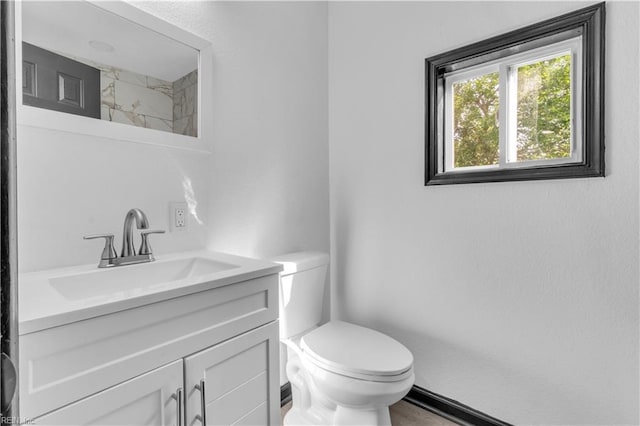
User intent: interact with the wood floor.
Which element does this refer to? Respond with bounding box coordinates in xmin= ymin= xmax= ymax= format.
xmin=281 ymin=400 xmax=459 ymax=425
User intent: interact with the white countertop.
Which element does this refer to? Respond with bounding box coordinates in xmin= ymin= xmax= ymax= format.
xmin=19 ymin=250 xmax=282 ymax=335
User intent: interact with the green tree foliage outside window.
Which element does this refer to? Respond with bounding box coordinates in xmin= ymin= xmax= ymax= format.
xmin=516 ymin=55 xmax=571 ymax=161
xmin=453 ymin=72 xmax=500 ymax=168
xmin=451 ymin=55 xmax=571 ymax=168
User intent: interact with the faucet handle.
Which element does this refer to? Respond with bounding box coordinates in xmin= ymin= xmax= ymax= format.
xmin=83 ymin=234 xmax=117 ymax=261
xmin=139 ymin=230 xmax=165 ymax=256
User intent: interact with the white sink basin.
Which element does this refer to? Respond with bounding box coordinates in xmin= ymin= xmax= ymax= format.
xmin=49 ymin=257 xmax=238 ymax=301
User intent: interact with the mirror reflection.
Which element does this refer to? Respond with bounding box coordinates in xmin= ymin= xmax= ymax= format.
xmin=21 ymin=1 xmax=199 ymax=137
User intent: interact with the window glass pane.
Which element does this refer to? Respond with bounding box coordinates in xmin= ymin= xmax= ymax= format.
xmin=452 ymin=72 xmax=500 ymax=168
xmin=515 ymin=54 xmax=571 ymax=162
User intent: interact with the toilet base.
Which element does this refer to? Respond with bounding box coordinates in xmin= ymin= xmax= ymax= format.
xmin=334 ymin=405 xmax=392 ymax=426
xmin=283 ymin=407 xmax=310 ymax=426
xmin=284 ymin=404 xmax=392 ymax=426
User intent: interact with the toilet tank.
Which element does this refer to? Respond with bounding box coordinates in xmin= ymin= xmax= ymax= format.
xmin=271 ymin=251 xmax=329 ymax=339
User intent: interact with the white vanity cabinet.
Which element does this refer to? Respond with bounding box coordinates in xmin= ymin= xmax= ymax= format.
xmin=20 ymin=271 xmax=281 ymax=426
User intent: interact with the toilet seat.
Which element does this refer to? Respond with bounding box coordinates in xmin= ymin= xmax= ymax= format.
xmin=300 ymin=321 xmax=413 ymax=382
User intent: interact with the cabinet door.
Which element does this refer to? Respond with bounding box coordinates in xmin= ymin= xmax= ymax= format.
xmin=35 ymin=360 xmax=183 ymax=426
xmin=185 ymin=322 xmax=279 ymax=426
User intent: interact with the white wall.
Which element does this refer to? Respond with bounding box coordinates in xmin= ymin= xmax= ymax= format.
xmin=329 ymin=1 xmax=639 ymax=424
xmin=18 ymin=1 xmax=329 ymax=272
xmin=17 ymin=125 xmax=211 ymax=272
xmin=130 ymin=1 xmax=330 ymax=260
xmin=201 ymin=2 xmax=330 ymax=259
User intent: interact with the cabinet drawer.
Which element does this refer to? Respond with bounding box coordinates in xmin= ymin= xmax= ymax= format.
xmin=34 ymin=360 xmax=182 ymax=426
xmin=21 ymin=274 xmax=278 ymax=419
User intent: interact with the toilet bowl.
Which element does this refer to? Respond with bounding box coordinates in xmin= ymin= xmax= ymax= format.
xmin=284 ymin=321 xmax=414 ymax=426
xmin=272 ymin=252 xmax=414 ymax=426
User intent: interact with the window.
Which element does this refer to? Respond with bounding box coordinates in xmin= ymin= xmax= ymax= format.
xmin=425 ymin=3 xmax=604 ymax=185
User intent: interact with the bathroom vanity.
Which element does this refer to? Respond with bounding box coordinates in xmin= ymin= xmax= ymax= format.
xmin=19 ymin=251 xmax=282 ymax=425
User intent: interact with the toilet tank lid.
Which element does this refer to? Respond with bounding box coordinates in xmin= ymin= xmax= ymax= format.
xmin=270 ymin=251 xmax=329 ymax=275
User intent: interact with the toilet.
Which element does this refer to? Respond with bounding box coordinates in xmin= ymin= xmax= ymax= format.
xmin=272 ymin=251 xmax=415 ymax=426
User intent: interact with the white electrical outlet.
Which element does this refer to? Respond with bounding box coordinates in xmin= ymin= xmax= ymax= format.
xmin=170 ymin=202 xmax=188 ymax=231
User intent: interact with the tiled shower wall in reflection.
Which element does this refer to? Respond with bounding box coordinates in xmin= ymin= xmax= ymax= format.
xmin=100 ymin=68 xmax=174 ymax=132
xmin=173 ymin=71 xmax=198 ymax=137
xmin=100 ymin=67 xmax=198 ymax=137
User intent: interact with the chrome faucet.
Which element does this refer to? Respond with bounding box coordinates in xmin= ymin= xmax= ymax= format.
xmin=121 ymin=208 xmax=149 ymax=257
xmin=84 ymin=208 xmax=165 ymax=268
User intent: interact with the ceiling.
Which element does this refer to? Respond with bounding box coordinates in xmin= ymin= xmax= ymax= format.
xmin=21 ymin=1 xmax=198 ymax=82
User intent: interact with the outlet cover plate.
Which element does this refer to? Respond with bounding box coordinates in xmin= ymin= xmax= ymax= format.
xmin=170 ymin=202 xmax=188 ymax=231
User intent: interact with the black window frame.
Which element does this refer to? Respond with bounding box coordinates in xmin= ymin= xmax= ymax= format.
xmin=425 ymin=3 xmax=605 ymax=186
